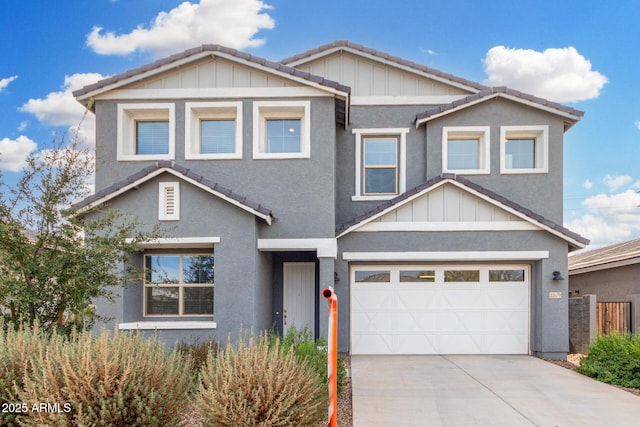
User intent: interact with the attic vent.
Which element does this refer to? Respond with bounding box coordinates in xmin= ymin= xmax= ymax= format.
xmin=159 ymin=182 xmax=180 ymax=221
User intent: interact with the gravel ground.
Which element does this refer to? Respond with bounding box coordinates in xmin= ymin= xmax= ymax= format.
xmin=544 ymin=353 xmax=640 ymax=398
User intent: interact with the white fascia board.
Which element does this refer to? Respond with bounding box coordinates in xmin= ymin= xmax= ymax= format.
xmin=95 ymin=87 xmax=334 ymax=101
xmin=337 ymin=180 xmax=451 ymax=238
xmin=119 ymin=321 xmax=216 ymax=330
xmin=74 ymin=168 xmax=168 ymax=215
xmin=162 ymin=169 xmax=272 ymax=225
xmin=569 ymin=257 xmax=640 ymax=275
xmin=357 ymin=221 xmax=539 ymax=232
xmin=75 ymin=167 xmax=272 ymax=225
xmin=443 ymin=179 xmax=587 ymax=249
xmin=257 ymin=238 xmax=337 ymax=258
xmin=76 ymin=51 xmax=215 ymax=102
xmin=351 ymin=95 xmax=466 ymax=106
xmin=342 ymin=251 xmax=549 ymax=262
xmin=416 ymin=93 xmax=581 ymax=128
xmin=126 ymin=236 xmax=220 ymax=249
xmin=285 ymin=46 xmax=481 ymax=94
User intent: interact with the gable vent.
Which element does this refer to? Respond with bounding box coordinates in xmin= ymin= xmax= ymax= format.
xmin=159 ymin=182 xmax=180 ymax=221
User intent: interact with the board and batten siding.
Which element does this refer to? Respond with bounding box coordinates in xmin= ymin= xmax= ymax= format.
xmin=294 ymin=51 xmax=471 ymax=97
xmin=127 ymin=57 xmax=300 ymax=90
xmin=375 ymin=183 xmax=520 ymax=223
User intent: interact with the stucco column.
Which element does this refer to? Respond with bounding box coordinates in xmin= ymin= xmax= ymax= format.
xmin=318 ymin=257 xmax=335 ymax=341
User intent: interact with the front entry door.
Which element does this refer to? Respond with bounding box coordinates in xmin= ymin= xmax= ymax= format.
xmin=283 ymin=262 xmax=315 ymax=335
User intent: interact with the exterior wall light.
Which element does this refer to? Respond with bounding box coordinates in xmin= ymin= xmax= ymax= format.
xmin=552 ymin=271 xmax=565 ymax=281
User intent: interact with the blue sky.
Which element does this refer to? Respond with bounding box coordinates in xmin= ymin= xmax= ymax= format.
xmin=1 ymin=0 xmax=639 ymax=249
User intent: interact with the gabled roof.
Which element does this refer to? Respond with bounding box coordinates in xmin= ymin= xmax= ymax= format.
xmin=71 ymin=161 xmax=273 ymax=224
xmin=73 ymin=44 xmax=351 ymax=106
xmin=281 ymin=40 xmax=487 ymax=94
xmin=416 ymin=87 xmax=584 ymax=131
xmin=569 ymin=238 xmax=640 ymax=274
xmin=336 ymin=173 xmax=589 ymax=251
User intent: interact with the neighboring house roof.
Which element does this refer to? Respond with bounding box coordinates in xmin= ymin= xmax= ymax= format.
xmin=336 ymin=173 xmax=589 ymax=250
xmin=415 ymin=87 xmax=584 ymax=131
xmin=72 ymin=44 xmax=351 ymax=105
xmin=569 ymin=238 xmax=640 ymax=275
xmin=281 ymin=40 xmax=488 ymax=94
xmin=71 ymin=161 xmax=273 ymax=224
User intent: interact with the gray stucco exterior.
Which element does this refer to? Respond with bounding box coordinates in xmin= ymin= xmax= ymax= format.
xmin=74 ymin=41 xmax=587 ymax=358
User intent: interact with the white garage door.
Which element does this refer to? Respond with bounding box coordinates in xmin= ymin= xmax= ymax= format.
xmin=351 ymin=265 xmax=529 ymax=355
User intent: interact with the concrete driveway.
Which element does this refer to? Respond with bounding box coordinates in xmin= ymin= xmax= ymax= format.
xmin=351 ymin=355 xmax=640 ymax=426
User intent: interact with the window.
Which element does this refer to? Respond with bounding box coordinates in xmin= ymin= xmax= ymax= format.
xmin=253 ymin=101 xmax=310 ymax=159
xmin=158 ymin=182 xmax=180 ymax=221
xmin=363 ymin=137 xmax=397 ymax=194
xmin=500 ymin=125 xmax=548 ymax=174
xmin=353 ymin=128 xmax=409 ymax=201
xmin=489 ymin=269 xmax=525 ymax=282
xmin=399 ymin=270 xmax=435 ymax=282
xmin=354 ymin=270 xmax=391 ymax=283
xmin=144 ymin=254 xmax=214 ymax=316
xmin=185 ymin=102 xmax=242 ymax=159
xmin=442 ymin=126 xmax=490 ymax=174
xmin=117 ymin=103 xmax=175 ymax=161
xmin=444 ymin=270 xmax=480 ymax=282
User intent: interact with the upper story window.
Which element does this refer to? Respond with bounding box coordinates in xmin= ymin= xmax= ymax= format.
xmin=253 ymin=101 xmax=310 ymax=159
xmin=353 ymin=128 xmax=409 ymax=201
xmin=117 ymin=103 xmax=175 ymax=161
xmin=500 ymin=125 xmax=549 ymax=174
xmin=185 ymin=102 xmax=243 ymax=160
xmin=442 ymin=126 xmax=490 ymax=175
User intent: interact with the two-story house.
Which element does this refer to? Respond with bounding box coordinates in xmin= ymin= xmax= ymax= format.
xmin=72 ymin=41 xmax=588 ymax=359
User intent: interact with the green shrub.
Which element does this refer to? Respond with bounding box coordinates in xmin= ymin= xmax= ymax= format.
xmin=577 ymin=332 xmax=640 ymax=388
xmin=197 ymin=331 xmax=325 ymax=426
xmin=271 ymin=326 xmax=347 ymax=396
xmin=0 ymin=321 xmax=47 ymax=426
xmin=17 ymin=329 xmax=193 ymax=426
xmin=176 ymin=337 xmax=221 ymax=373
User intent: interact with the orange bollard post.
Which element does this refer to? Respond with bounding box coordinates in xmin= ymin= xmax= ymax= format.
xmin=322 ymin=286 xmax=338 ymax=427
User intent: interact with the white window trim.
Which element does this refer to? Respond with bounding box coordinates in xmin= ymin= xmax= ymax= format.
xmin=500 ymin=125 xmax=549 ymax=174
xmin=117 ymin=103 xmax=175 ymax=161
xmin=143 ymin=253 xmax=214 ymax=318
xmin=158 ymin=182 xmax=180 ymax=221
xmin=119 ymin=321 xmax=216 ymax=330
xmin=185 ymin=101 xmax=243 ymax=160
xmin=252 ymin=100 xmax=311 ymax=159
xmin=442 ymin=126 xmax=490 ymax=175
xmin=353 ymin=128 xmax=409 ymax=201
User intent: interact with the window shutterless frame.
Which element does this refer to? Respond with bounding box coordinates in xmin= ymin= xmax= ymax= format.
xmin=117 ymin=103 xmax=175 ymax=161
xmin=442 ymin=126 xmax=490 ymax=175
xmin=185 ymin=101 xmax=243 ymax=160
xmin=143 ymin=253 xmax=214 ymax=317
xmin=500 ymin=125 xmax=549 ymax=174
xmin=362 ymin=136 xmax=398 ymax=195
xmin=253 ymin=100 xmax=310 ymax=159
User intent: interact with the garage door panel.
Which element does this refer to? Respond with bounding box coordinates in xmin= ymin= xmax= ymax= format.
xmin=352 ymin=311 xmax=393 ymax=333
xmin=352 ymin=285 xmax=393 ymax=310
xmin=352 ymin=334 xmax=394 ymax=355
xmin=396 ymin=287 xmax=438 ymax=310
xmin=440 ymin=334 xmax=483 ymax=354
xmin=351 ymin=265 xmax=529 ymax=355
xmin=484 ymin=286 xmax=528 ymax=309
xmin=441 ymin=289 xmax=483 ymax=310
xmin=395 ymin=334 xmax=438 ymax=354
xmin=440 ymin=311 xmax=484 ymax=333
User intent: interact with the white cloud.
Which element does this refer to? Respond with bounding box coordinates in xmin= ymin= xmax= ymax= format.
xmin=17 ymin=121 xmax=28 ymax=132
xmin=603 ymin=175 xmax=632 ymax=192
xmin=19 ymin=73 xmax=104 ymax=147
xmin=420 ymin=48 xmax=437 ymax=55
xmin=0 ymin=136 xmax=38 ymax=172
xmin=635 ymin=120 xmax=640 ymax=130
xmin=86 ymin=0 xmax=275 ymax=57
xmin=566 ymin=190 xmax=640 ymax=248
xmin=0 ymin=75 xmax=18 ymax=93
xmin=582 ymin=179 xmax=593 ymax=190
xmin=483 ymin=46 xmax=607 ymax=102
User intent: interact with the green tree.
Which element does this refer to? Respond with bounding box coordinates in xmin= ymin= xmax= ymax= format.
xmin=0 ymin=128 xmax=161 ymax=332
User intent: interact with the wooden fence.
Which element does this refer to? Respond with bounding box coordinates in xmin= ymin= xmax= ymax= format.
xmin=597 ymin=302 xmax=632 ymax=335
